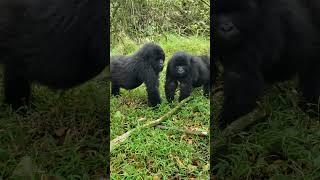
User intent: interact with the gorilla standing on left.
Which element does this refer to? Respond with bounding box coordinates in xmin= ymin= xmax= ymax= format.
xmin=0 ymin=0 xmax=107 ymax=109
xmin=110 ymin=43 xmax=165 ymax=107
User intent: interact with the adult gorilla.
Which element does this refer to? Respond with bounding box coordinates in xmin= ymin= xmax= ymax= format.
xmin=215 ymin=0 xmax=320 ymax=129
xmin=0 ymin=0 xmax=107 ymax=108
xmin=110 ymin=43 xmax=165 ymax=107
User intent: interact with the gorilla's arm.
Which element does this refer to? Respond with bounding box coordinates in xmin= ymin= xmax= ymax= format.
xmin=203 ymin=84 xmax=210 ymax=97
xmin=179 ymin=77 xmax=193 ymax=101
xmin=111 ymin=83 xmax=120 ymax=96
xmin=139 ymin=69 xmax=161 ymax=107
xmin=4 ymin=63 xmax=30 ymax=108
xmin=212 ymin=60 xmax=218 ymax=89
xmin=165 ymin=76 xmax=178 ymax=102
xmin=218 ymin=59 xmax=264 ymax=129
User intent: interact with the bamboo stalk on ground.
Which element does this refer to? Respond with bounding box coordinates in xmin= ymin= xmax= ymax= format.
xmin=156 ymin=125 xmax=208 ymax=136
xmin=221 ymin=107 xmax=266 ymax=137
xmin=211 ymin=107 xmax=267 ymax=176
xmin=110 ymin=97 xmax=192 ymax=152
xmin=212 ymin=107 xmax=266 ymax=146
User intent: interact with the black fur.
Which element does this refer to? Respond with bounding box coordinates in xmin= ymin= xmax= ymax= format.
xmin=214 ymin=0 xmax=320 ymax=129
xmin=165 ymin=52 xmax=210 ymax=102
xmin=0 ymin=0 xmax=107 ymax=108
xmin=211 ymin=59 xmax=219 ymax=90
xmin=110 ymin=43 xmax=165 ymax=107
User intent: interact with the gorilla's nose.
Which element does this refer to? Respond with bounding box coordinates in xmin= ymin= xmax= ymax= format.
xmin=220 ymin=22 xmax=234 ymax=32
xmin=177 ymin=67 xmax=184 ymax=74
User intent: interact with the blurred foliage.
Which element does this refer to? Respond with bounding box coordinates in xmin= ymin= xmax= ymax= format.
xmin=110 ymin=0 xmax=210 ymax=45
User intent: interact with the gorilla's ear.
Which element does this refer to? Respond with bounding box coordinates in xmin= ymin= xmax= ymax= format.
xmin=142 ymin=52 xmax=150 ymax=61
xmin=136 ymin=48 xmax=149 ymax=61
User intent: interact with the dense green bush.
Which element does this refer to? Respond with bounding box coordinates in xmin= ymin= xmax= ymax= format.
xmin=110 ymin=0 xmax=210 ymax=45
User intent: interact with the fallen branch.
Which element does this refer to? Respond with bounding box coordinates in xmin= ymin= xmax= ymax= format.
xmin=212 ymin=85 xmax=223 ymax=95
xmin=211 ymin=105 xmax=266 ymax=176
xmin=156 ymin=125 xmax=208 ymax=136
xmin=110 ymin=97 xmax=192 ymax=152
xmin=221 ymin=107 xmax=266 ymax=137
xmin=137 ymin=117 xmax=146 ymax=122
xmin=212 ymin=107 xmax=266 ymax=147
xmin=211 ymin=107 xmax=266 ymax=176
xmin=199 ymin=0 xmax=210 ymax=7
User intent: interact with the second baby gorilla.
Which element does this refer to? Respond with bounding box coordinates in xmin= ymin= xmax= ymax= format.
xmin=110 ymin=43 xmax=165 ymax=107
xmin=165 ymin=52 xmax=210 ymax=102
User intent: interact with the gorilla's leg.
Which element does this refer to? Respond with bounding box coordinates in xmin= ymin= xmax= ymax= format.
xmin=203 ymin=83 xmax=210 ymax=97
xmin=165 ymin=79 xmax=178 ymax=102
xmin=218 ymin=69 xmax=263 ymax=129
xmin=144 ymin=73 xmax=161 ymax=107
xmin=4 ymin=63 xmax=31 ymax=109
xmin=298 ymin=62 xmax=320 ymax=115
xmin=111 ymin=83 xmax=120 ymax=96
xmin=179 ymin=80 xmax=192 ymax=101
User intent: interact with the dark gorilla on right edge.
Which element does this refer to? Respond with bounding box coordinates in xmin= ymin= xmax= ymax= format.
xmin=214 ymin=0 xmax=320 ymax=129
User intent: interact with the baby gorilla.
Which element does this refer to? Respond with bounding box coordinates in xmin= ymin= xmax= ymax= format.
xmin=165 ymin=52 xmax=210 ymax=102
xmin=110 ymin=43 xmax=165 ymax=107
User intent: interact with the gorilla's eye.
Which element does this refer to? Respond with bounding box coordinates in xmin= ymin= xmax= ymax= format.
xmin=159 ymin=59 xmax=164 ymax=67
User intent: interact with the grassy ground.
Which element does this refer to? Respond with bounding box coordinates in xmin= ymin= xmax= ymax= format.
xmin=110 ymin=35 xmax=210 ymax=179
xmin=213 ymin=79 xmax=320 ymax=179
xmin=0 ymin=68 xmax=109 ymax=179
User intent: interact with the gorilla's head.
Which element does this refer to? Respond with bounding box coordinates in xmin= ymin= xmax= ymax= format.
xmin=168 ymin=52 xmax=191 ymax=78
xmin=138 ymin=43 xmax=165 ymax=73
xmin=215 ymin=0 xmax=261 ymax=54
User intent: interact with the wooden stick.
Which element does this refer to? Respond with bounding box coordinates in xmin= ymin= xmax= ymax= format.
xmin=212 ymin=85 xmax=223 ymax=95
xmin=212 ymin=107 xmax=266 ymax=147
xmin=156 ymin=125 xmax=208 ymax=136
xmin=221 ymin=108 xmax=266 ymax=137
xmin=211 ymin=107 xmax=266 ymax=177
xmin=110 ymin=97 xmax=192 ymax=152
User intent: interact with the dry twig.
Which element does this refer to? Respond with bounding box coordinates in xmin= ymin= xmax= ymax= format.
xmin=110 ymin=97 xmax=192 ymax=151
xmin=156 ymin=125 xmax=208 ymax=136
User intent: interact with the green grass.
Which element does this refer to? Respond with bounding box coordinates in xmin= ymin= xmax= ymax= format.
xmin=0 ymin=68 xmax=109 ymax=179
xmin=213 ymin=80 xmax=320 ymax=179
xmin=110 ymin=34 xmax=210 ymax=179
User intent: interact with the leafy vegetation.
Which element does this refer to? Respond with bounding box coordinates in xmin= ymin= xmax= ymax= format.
xmin=110 ymin=0 xmax=210 ymax=46
xmin=213 ymin=79 xmax=320 ymax=179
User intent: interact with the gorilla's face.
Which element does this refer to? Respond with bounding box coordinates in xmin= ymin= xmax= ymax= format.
xmin=174 ymin=64 xmax=188 ymax=78
xmin=151 ymin=50 xmax=165 ymax=72
xmin=141 ymin=43 xmax=165 ymax=73
xmin=215 ymin=0 xmax=260 ymax=54
xmin=169 ymin=53 xmax=191 ymax=78
xmin=155 ymin=52 xmax=165 ymax=72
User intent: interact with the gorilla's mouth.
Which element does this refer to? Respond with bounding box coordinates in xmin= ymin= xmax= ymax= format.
xmin=216 ymin=36 xmax=243 ymax=55
xmin=216 ymin=25 xmax=242 ymax=50
xmin=177 ymin=69 xmax=185 ymax=74
xmin=176 ymin=71 xmax=186 ymax=78
xmin=159 ymin=59 xmax=164 ymax=71
xmin=176 ymin=66 xmax=186 ymax=75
